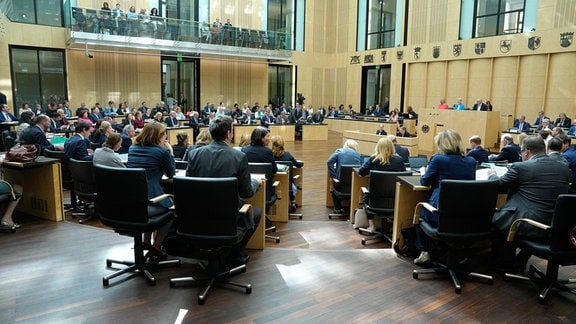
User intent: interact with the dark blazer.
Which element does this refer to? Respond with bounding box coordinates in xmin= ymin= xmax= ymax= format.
xmin=420 ymin=154 xmax=477 ymax=223
xmin=358 ymin=155 xmax=405 ymax=177
xmin=555 ymin=117 xmax=572 ymax=128
xmin=472 ymin=103 xmax=488 ymax=111
xmin=18 ymin=125 xmax=55 ymax=153
xmin=467 ymin=146 xmax=489 ymax=163
xmin=0 ymin=111 xmax=18 ymax=122
xmin=490 ymin=154 xmax=570 ymax=238
xmin=489 ymin=143 xmax=521 ymax=163
xmin=64 ymin=134 xmax=93 ymax=161
xmin=117 ymin=132 xmax=132 ymax=154
xmin=89 ymin=113 xmax=100 ymax=124
xmin=165 ymin=116 xmax=179 ymax=127
xmin=394 ymin=144 xmax=409 ymax=164
xmin=376 ymin=129 xmax=387 ymax=136
xmin=517 ymin=122 xmax=531 ymax=133
xmin=311 ymin=113 xmax=324 ymax=124
xmin=274 ymin=151 xmax=304 ymax=168
xmin=260 ymin=115 xmax=274 ymax=127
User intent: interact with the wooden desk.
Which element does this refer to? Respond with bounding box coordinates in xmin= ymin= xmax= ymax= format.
xmin=392 ymin=176 xmax=431 ymax=248
xmin=302 ymin=124 xmax=328 ymax=141
xmin=293 ymin=166 xmax=303 ymax=207
xmin=267 ymin=172 xmax=289 ymax=222
xmin=343 ymin=130 xmax=419 ymax=156
xmin=269 ymin=125 xmax=295 ymax=142
xmin=325 ymin=171 xmax=334 ymax=207
xmin=166 ymin=127 xmax=193 ymax=145
xmin=349 ymin=168 xmax=369 ymax=224
xmin=233 ymin=125 xmax=258 ymax=143
xmin=403 ymin=119 xmax=417 ymax=135
xmin=1 ymin=156 xmax=64 ymax=222
xmin=246 ymin=180 xmax=266 ymax=250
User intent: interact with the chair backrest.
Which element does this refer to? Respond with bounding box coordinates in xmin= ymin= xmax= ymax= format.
xmin=436 ymin=179 xmax=499 ymax=239
xmin=408 ymin=156 xmax=428 ymax=169
xmin=93 ymin=164 xmax=150 ymax=224
xmin=173 ymin=177 xmax=239 ymax=237
xmin=68 ymin=158 xmax=96 ymax=199
xmin=248 ymin=162 xmax=275 ymax=199
xmin=335 ymin=165 xmax=359 ymax=194
xmin=44 ymin=148 xmax=72 ymax=186
xmin=367 ymin=170 xmax=412 ymax=210
xmin=549 ymin=194 xmax=576 ymax=252
xmin=1 ymin=130 xmax=16 ymax=151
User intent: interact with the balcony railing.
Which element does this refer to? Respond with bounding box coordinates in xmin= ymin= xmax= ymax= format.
xmin=68 ymin=7 xmax=292 ymax=61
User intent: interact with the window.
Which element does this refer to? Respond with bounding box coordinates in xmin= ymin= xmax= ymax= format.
xmin=10 ymin=46 xmax=67 ymax=114
xmin=7 ymin=0 xmax=63 ymax=27
xmin=269 ymin=65 xmax=293 ymax=107
xmin=474 ymin=0 xmax=525 ymax=37
xmin=366 ymin=0 xmax=396 ymax=50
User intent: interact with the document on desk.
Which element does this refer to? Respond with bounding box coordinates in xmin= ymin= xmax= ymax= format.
xmin=475 ymin=165 xmax=508 ymax=180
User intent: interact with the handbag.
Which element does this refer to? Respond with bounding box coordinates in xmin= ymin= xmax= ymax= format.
xmin=5 ymin=143 xmax=40 ymax=163
xmin=353 ymin=208 xmax=368 ymax=229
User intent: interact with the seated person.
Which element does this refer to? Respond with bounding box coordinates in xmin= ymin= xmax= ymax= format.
xmin=0 ymin=103 xmax=18 ymax=122
xmin=275 ymin=111 xmax=289 ymax=125
xmin=568 ymin=119 xmax=576 ymax=136
xmin=375 ymin=123 xmax=387 ymax=135
xmin=358 ymin=137 xmax=406 ymax=231
xmin=533 ymin=110 xmax=547 ymax=126
xmin=92 ymin=133 xmax=125 ymax=168
xmin=489 ymin=134 xmax=521 ymax=163
xmin=388 ymin=135 xmax=409 ymax=164
xmin=311 ymin=110 xmax=324 ymax=124
xmin=165 ymin=110 xmax=180 ymax=128
xmin=18 ymin=114 xmax=63 ymax=154
xmin=64 ymin=121 xmax=94 ymax=161
xmin=466 ymin=135 xmax=489 ymax=163
xmin=271 ymin=135 xmax=304 ymax=211
xmin=186 ymin=116 xmax=263 ymax=266
xmin=172 ymin=132 xmax=189 ymax=160
xmin=555 ymin=112 xmax=571 ymax=128
xmin=452 ymin=98 xmax=465 ymax=111
xmin=396 ymin=126 xmax=410 ymax=137
xmin=327 ymin=140 xmax=362 ymax=214
xmin=515 ymin=115 xmax=531 ymax=133
xmin=537 ymin=118 xmax=551 ymax=131
xmin=405 ymin=106 xmax=418 ymax=119
xmin=183 ymin=129 xmax=212 ymax=161
xmin=241 ymin=127 xmax=278 ymax=202
xmin=0 ymin=181 xmax=23 ymax=228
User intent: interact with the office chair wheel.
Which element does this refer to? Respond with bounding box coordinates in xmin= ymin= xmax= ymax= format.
xmin=106 ymin=260 xmax=112 ymax=267
xmin=412 ymin=271 xmax=419 ymax=279
xmin=361 ymin=239 xmax=367 ymax=246
xmin=455 ymin=286 xmax=462 ymax=294
xmin=245 ymin=285 xmax=252 ymax=294
xmin=103 ymin=278 xmax=109 ymax=286
xmin=170 ymin=281 xmax=176 ymax=288
xmin=198 ymin=296 xmax=206 ymax=305
xmin=275 ymin=238 xmax=280 ymax=243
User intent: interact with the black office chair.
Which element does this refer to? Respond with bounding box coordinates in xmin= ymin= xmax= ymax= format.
xmin=328 ymin=165 xmax=359 ymax=219
xmin=68 ymin=159 xmax=97 ymax=224
xmin=504 ymin=194 xmax=576 ymax=304
xmin=248 ymin=162 xmax=280 ymax=243
xmin=276 ymin=161 xmax=303 ymax=219
xmin=412 ymin=179 xmax=499 ymax=294
xmin=44 ymin=149 xmax=76 ymax=211
xmin=1 ymin=130 xmax=16 ymax=152
xmin=359 ymin=170 xmax=412 ymax=245
xmin=169 ymin=177 xmax=253 ymax=305
xmin=94 ymin=165 xmax=180 ymax=287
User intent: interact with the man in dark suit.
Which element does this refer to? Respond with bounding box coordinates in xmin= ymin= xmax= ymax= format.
xmin=489 ymin=136 xmax=570 ymax=272
xmin=472 ymin=98 xmax=488 ymax=111
xmin=375 ymin=123 xmax=387 ymax=135
xmin=118 ymin=124 xmax=135 ymax=154
xmin=516 ymin=115 xmax=531 ymax=133
xmin=64 ymin=121 xmax=93 ymax=161
xmin=186 ymin=116 xmax=263 ymax=267
xmin=0 ymin=104 xmax=18 ymax=122
xmin=489 ymin=134 xmax=521 ymax=163
xmin=388 ymin=135 xmax=409 ymax=164
xmin=466 ymin=135 xmax=489 ymax=163
xmin=260 ymin=109 xmax=274 ymax=128
xmin=311 ymin=110 xmax=324 ymax=124
xmin=165 ymin=111 xmax=179 ymax=128
xmin=533 ymin=110 xmax=547 ymax=126
xmin=89 ymin=107 xmax=101 ymax=124
xmin=188 ymin=111 xmax=202 ymax=141
xmin=19 ymin=114 xmax=62 ymax=154
xmin=554 ymin=112 xmax=571 ymax=128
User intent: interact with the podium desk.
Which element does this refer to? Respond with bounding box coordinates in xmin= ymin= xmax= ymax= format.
xmin=302 ymin=124 xmax=328 ymax=141
xmin=233 ymin=125 xmax=258 ymax=143
xmin=246 ymin=177 xmax=266 ymax=250
xmin=1 ymin=156 xmax=64 ymax=222
xmin=267 ymin=172 xmax=289 ymax=222
xmin=269 ymin=125 xmax=295 ymax=142
xmin=349 ymin=168 xmax=369 ymax=224
xmin=166 ymin=127 xmax=194 ymax=145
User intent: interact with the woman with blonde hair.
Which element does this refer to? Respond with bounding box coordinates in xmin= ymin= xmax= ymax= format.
xmin=126 ymin=122 xmax=175 ymax=257
xmin=414 ymin=129 xmax=476 ymax=265
xmin=183 ymin=129 xmax=212 ymax=160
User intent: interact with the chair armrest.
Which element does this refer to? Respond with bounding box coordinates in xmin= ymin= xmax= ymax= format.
xmin=506 ymin=218 xmax=550 ymax=242
xmin=272 ymin=180 xmax=280 ymax=187
xmin=361 ymin=186 xmax=368 ymax=194
xmin=412 ymin=202 xmax=436 ymax=225
xmin=332 ymin=178 xmax=340 ymax=184
xmin=239 ymin=203 xmax=252 ymax=215
xmin=149 ymin=193 xmax=174 ymax=204
xmin=293 ymin=175 xmax=301 ymax=181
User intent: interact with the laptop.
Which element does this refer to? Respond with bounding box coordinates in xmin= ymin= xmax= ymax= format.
xmin=408 ymin=156 xmax=428 ymax=173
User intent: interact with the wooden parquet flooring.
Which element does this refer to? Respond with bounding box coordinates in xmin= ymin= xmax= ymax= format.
xmin=2 ymin=131 xmax=576 ymax=322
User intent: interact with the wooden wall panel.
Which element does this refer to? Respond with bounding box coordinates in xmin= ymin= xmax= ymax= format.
xmin=491 ymin=57 xmax=519 ymax=116
xmin=426 ymin=62 xmax=447 ymax=107
xmin=445 ymin=60 xmax=468 ymax=106
xmin=516 ymin=55 xmax=548 ymax=120
xmin=467 ymin=59 xmax=492 ymax=105
xmin=313 ymin=1 xmax=327 ymax=53
xmin=324 ymin=68 xmax=335 ymax=107
xmin=545 ymin=53 xmax=576 ymax=119
xmin=429 ymin=0 xmax=448 ymax=43
xmin=311 ymin=67 xmax=323 ymax=105
xmin=406 ymin=63 xmax=427 ymax=110
xmin=409 ymin=0 xmax=427 ymax=45
xmin=336 ymin=67 xmax=348 ymax=106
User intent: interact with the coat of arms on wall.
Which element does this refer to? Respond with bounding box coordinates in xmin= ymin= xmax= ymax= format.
xmin=364 ymin=54 xmax=374 ymax=63
xmin=350 ymin=55 xmax=360 ymax=64
xmin=381 ymin=50 xmax=387 ymax=62
xmin=560 ymin=32 xmax=573 ymax=48
xmin=453 ymin=44 xmax=462 ymax=57
xmin=396 ymin=50 xmax=404 ymax=61
xmin=500 ymin=40 xmax=511 ymax=53
xmin=528 ymin=36 xmax=541 ymax=50
xmin=475 ymin=42 xmax=486 ymax=55
xmin=414 ymin=47 xmax=421 ymax=59
xmin=433 ymin=46 xmax=440 ymax=59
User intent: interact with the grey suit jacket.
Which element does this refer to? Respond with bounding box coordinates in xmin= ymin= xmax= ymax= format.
xmin=490 ymin=154 xmax=570 ymax=238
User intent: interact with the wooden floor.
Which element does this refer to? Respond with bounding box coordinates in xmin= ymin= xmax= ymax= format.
xmin=2 ymin=131 xmax=576 ymax=322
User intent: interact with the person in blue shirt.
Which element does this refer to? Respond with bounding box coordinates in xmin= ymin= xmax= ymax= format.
xmin=414 ymin=130 xmax=477 ymax=265
xmin=568 ymin=119 xmax=576 ymax=136
xmin=327 ymin=140 xmax=362 ymax=214
xmin=453 ymin=97 xmax=465 ymax=110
